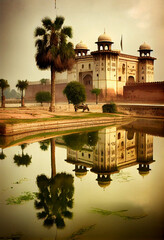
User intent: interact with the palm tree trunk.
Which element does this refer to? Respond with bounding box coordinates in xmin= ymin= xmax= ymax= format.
xmin=49 ymin=64 xmax=55 ymax=112
xmin=51 ymin=138 xmax=56 ymax=178
xmin=96 ymin=95 xmax=98 ymax=104
xmin=21 ymin=90 xmax=24 ymax=107
xmin=1 ymin=89 xmax=5 ymax=108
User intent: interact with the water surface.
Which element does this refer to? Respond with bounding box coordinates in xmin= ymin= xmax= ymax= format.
xmin=0 ymin=121 xmax=164 ymax=240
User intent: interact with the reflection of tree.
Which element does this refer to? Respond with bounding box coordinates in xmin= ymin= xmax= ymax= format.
xmin=39 ymin=139 xmax=50 ymax=151
xmin=13 ymin=144 xmax=32 ymax=167
xmin=0 ymin=148 xmax=6 ymax=160
xmin=34 ymin=173 xmax=74 ymax=229
xmin=87 ymin=131 xmax=98 ymax=147
xmin=63 ymin=131 xmax=98 ymax=150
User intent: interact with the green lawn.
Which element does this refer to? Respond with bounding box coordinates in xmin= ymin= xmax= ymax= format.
xmin=1 ymin=112 xmax=122 ymax=125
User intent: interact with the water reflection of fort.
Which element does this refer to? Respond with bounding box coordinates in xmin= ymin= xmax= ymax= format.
xmin=64 ymin=127 xmax=154 ymax=188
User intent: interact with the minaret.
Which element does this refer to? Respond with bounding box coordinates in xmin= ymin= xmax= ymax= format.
xmin=138 ymin=42 xmax=156 ymax=83
xmin=91 ymin=32 xmax=119 ymax=100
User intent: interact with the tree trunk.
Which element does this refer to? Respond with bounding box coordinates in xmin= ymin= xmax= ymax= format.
xmin=21 ymin=90 xmax=25 ymax=107
xmin=51 ymin=138 xmax=56 ymax=178
xmin=1 ymin=89 xmax=5 ymax=108
xmin=49 ymin=64 xmax=55 ymax=112
xmin=96 ymin=95 xmax=98 ymax=104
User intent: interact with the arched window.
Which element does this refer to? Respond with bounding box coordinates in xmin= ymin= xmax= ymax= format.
xmin=89 ymin=63 xmax=91 ymax=69
xmin=127 ymin=76 xmax=135 ymax=85
xmin=122 ymin=64 xmax=125 ymax=74
xmin=119 ymin=76 xmax=121 ymax=81
xmin=118 ymin=132 xmax=121 ymax=139
xmin=105 ymin=45 xmax=109 ymax=50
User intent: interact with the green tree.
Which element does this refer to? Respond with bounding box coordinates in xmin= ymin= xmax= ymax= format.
xmin=63 ymin=81 xmax=86 ymax=106
xmin=63 ymin=131 xmax=98 ymax=150
xmin=40 ymin=78 xmax=49 ymax=85
xmin=16 ymin=80 xmax=28 ymax=107
xmin=34 ymin=16 xmax=75 ymax=112
xmin=102 ymin=102 xmax=117 ymax=113
xmin=14 ymin=144 xmax=32 ymax=167
xmin=35 ymin=91 xmax=51 ymax=106
xmin=0 ymin=149 xmax=6 ymax=160
xmin=39 ymin=139 xmax=51 ymax=151
xmin=91 ymin=88 xmax=101 ymax=104
xmin=0 ymin=79 xmax=9 ymax=108
xmin=34 ymin=173 xmax=74 ymax=229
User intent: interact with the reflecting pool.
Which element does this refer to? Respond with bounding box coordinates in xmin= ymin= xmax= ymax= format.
xmin=0 ymin=120 xmax=164 ymax=240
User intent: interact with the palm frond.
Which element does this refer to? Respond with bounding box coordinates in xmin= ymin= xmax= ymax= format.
xmin=34 ymin=27 xmax=46 ymax=37
xmin=35 ymin=39 xmax=43 ymax=48
xmin=16 ymin=80 xmax=28 ymax=90
xmin=0 ymin=79 xmax=9 ymax=89
xmin=42 ymin=17 xmax=53 ymax=30
xmin=62 ymin=27 xmax=73 ymax=38
xmin=54 ymin=16 xmax=65 ymax=30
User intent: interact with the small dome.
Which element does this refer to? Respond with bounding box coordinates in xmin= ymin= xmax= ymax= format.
xmin=98 ymin=180 xmax=111 ymax=188
xmin=75 ymin=41 xmax=88 ymax=50
xmin=139 ymin=170 xmax=150 ymax=177
xmin=139 ymin=42 xmax=151 ymax=50
xmin=98 ymin=32 xmax=112 ymax=42
xmin=75 ymin=171 xmax=87 ymax=178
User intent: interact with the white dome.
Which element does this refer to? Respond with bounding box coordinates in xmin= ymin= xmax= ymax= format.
xmin=139 ymin=42 xmax=151 ymax=50
xmin=75 ymin=41 xmax=88 ymax=50
xmin=98 ymin=32 xmax=112 ymax=42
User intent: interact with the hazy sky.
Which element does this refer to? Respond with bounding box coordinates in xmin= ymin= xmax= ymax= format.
xmin=0 ymin=0 xmax=164 ymax=89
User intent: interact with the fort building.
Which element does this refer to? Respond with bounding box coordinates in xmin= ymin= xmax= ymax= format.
xmin=65 ymin=127 xmax=154 ymax=188
xmin=25 ymin=32 xmax=162 ymax=103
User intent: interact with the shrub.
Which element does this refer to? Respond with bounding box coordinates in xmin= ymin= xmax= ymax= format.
xmin=35 ymin=91 xmax=51 ymax=106
xmin=102 ymin=102 xmax=117 ymax=113
xmin=63 ymin=81 xmax=86 ymax=105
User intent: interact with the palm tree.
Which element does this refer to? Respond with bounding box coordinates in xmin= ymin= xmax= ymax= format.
xmin=0 ymin=79 xmax=9 ymax=108
xmin=34 ymin=173 xmax=74 ymax=229
xmin=0 ymin=149 xmax=6 ymax=160
xmin=13 ymin=144 xmax=32 ymax=167
xmin=16 ymin=80 xmax=28 ymax=107
xmin=91 ymin=88 xmax=101 ymax=104
xmin=34 ymin=16 xmax=75 ymax=112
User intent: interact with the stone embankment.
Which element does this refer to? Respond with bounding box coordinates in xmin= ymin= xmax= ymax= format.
xmin=0 ymin=116 xmax=131 ymax=136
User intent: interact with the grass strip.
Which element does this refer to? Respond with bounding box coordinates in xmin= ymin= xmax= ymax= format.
xmin=1 ymin=112 xmax=121 ymax=125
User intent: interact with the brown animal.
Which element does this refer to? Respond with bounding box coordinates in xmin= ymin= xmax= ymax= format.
xmin=74 ymin=104 xmax=89 ymax=112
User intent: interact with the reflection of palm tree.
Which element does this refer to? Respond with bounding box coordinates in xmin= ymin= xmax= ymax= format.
xmin=34 ymin=173 xmax=74 ymax=229
xmin=39 ymin=139 xmax=50 ymax=151
xmin=13 ymin=144 xmax=32 ymax=167
xmin=0 ymin=148 xmax=6 ymax=160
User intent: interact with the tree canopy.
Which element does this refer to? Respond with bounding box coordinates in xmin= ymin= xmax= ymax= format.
xmin=35 ymin=91 xmax=51 ymax=106
xmin=16 ymin=80 xmax=28 ymax=91
xmin=63 ymin=131 xmax=98 ymax=150
xmin=13 ymin=144 xmax=32 ymax=167
xmin=34 ymin=173 xmax=74 ymax=229
xmin=63 ymin=81 xmax=86 ymax=105
xmin=91 ymin=88 xmax=101 ymax=104
xmin=0 ymin=79 xmax=9 ymax=91
xmin=34 ymin=16 xmax=75 ymax=111
xmin=40 ymin=78 xmax=49 ymax=85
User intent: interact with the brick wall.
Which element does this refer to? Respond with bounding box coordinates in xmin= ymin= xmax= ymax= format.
xmin=123 ymin=81 xmax=164 ymax=103
xmin=25 ymin=83 xmax=68 ymax=103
